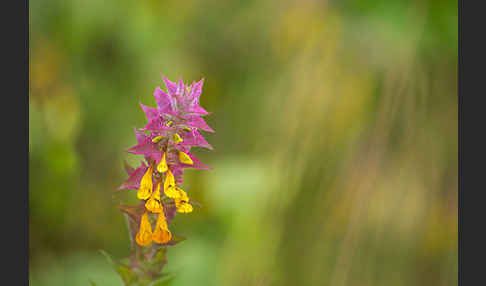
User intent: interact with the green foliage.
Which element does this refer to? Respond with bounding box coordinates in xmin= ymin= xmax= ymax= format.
xmin=100 ymin=250 xmax=137 ymax=286
xmin=149 ymin=276 xmax=175 ymax=286
xmin=30 ymin=0 xmax=457 ymax=285
xmin=100 ymin=247 xmax=177 ymax=286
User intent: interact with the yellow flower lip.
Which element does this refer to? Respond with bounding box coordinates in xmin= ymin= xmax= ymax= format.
xmin=165 ymin=186 xmax=181 ymax=199
xmin=175 ymin=199 xmax=193 ymax=213
xmin=164 ymin=169 xmax=176 ymax=194
xmin=153 ymin=183 xmax=161 ymax=200
xmin=145 ymin=183 xmax=162 ymax=213
xmin=152 ymin=135 xmax=164 ymax=143
xmin=157 ymin=152 xmax=168 ymax=173
xmin=166 ymin=120 xmax=174 ymax=127
xmin=173 ymin=133 xmax=183 ymax=144
xmin=153 ymin=212 xmax=172 ymax=244
xmin=145 ymin=198 xmax=162 ymax=213
xmin=136 ymin=212 xmax=153 ymax=246
xmin=179 ymin=151 xmax=193 ymax=165
xmin=137 ymin=165 xmax=153 ymax=200
xmin=174 ymin=188 xmax=193 ymax=213
xmin=176 ymin=187 xmax=188 ymax=201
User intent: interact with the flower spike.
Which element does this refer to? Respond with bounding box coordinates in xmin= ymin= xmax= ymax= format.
xmin=117 ymin=75 xmax=213 ymax=280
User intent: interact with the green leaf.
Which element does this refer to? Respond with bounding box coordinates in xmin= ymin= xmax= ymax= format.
xmin=99 ymin=250 xmax=137 ymax=285
xmin=150 ymin=247 xmax=167 ymax=265
xmin=148 ymin=275 xmax=175 ymax=286
xmin=88 ymin=279 xmax=98 ymax=286
xmin=165 ymin=235 xmax=186 ymax=246
xmin=145 ymin=247 xmax=168 ymax=276
xmin=117 ymin=264 xmax=137 ymax=285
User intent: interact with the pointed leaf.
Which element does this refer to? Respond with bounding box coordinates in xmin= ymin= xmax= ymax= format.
xmin=149 ymin=275 xmax=175 ymax=286
xmin=99 ymin=250 xmax=138 ymax=285
xmin=165 ymin=234 xmax=186 ymax=246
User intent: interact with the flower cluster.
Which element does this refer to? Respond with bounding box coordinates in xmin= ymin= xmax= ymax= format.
xmin=118 ymin=75 xmax=213 ymax=247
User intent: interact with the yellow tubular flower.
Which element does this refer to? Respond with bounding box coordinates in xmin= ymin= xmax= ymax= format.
xmin=145 ymin=183 xmax=162 ymax=213
xmin=173 ymin=133 xmax=183 ymax=144
xmin=164 ymin=186 xmax=181 ymax=199
xmin=136 ymin=212 xmax=153 ymax=246
xmin=164 ymin=174 xmax=180 ymax=199
xmin=164 ymin=183 xmax=183 ymax=199
xmin=175 ymin=187 xmax=188 ymax=200
xmin=153 ymin=212 xmax=172 ymax=244
xmin=175 ymin=188 xmax=193 ymax=213
xmin=137 ymin=166 xmax=153 ymax=200
xmin=152 ymin=135 xmax=164 ymax=143
xmin=179 ymin=151 xmax=193 ymax=165
xmin=153 ymin=182 xmax=161 ymax=200
xmin=157 ymin=152 xmax=168 ymax=173
xmin=175 ymin=199 xmax=193 ymax=213
xmin=163 ymin=169 xmax=182 ymax=199
xmin=163 ymin=169 xmax=176 ymax=193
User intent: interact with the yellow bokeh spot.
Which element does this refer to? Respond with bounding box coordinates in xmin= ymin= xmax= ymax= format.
xmin=135 ymin=212 xmax=153 ymax=246
xmin=157 ymin=152 xmax=168 ymax=173
xmin=179 ymin=152 xmax=193 ymax=165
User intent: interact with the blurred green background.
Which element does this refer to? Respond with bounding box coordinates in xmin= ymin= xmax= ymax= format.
xmin=29 ymin=0 xmax=457 ymax=285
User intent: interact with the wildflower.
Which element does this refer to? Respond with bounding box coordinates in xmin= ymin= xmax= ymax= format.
xmin=165 ymin=186 xmax=181 ymax=199
xmin=152 ymin=135 xmax=164 ymax=143
xmin=119 ymin=75 xmax=214 ymax=251
xmin=164 ymin=170 xmax=175 ymax=192
xmin=174 ymin=187 xmax=193 ymax=213
xmin=135 ymin=212 xmax=153 ymax=246
xmin=173 ymin=133 xmax=183 ymax=144
xmin=157 ymin=152 xmax=168 ymax=173
xmin=153 ymin=211 xmax=172 ymax=244
xmin=175 ymin=200 xmax=193 ymax=213
xmin=145 ymin=183 xmax=162 ymax=213
xmin=179 ymin=151 xmax=194 ymax=165
xmin=137 ymin=165 xmax=153 ymax=200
